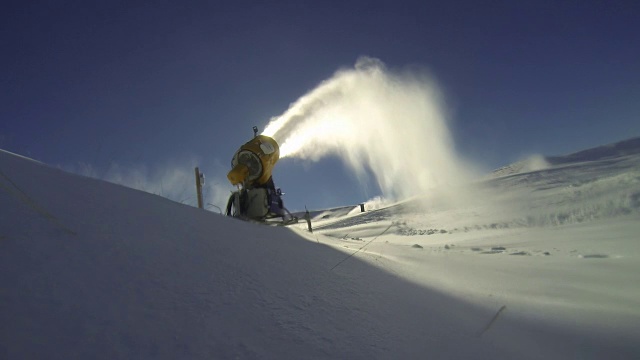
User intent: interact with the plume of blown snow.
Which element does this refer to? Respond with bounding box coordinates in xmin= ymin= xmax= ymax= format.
xmin=63 ymin=159 xmax=232 ymax=211
xmin=262 ymin=57 xmax=472 ymax=202
xmin=521 ymin=154 xmax=550 ymax=173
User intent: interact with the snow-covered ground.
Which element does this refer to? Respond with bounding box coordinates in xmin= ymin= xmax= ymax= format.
xmin=1 ymin=138 xmax=639 ymax=359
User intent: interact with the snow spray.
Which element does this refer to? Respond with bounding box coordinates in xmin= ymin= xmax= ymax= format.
xmin=262 ymin=57 xmax=471 ymax=202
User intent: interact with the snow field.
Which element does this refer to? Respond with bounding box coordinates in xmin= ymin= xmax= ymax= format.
xmin=2 ymin=139 xmax=640 ymax=359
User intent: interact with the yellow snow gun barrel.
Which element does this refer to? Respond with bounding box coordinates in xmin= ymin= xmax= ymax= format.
xmin=227 ymin=134 xmax=280 ymax=186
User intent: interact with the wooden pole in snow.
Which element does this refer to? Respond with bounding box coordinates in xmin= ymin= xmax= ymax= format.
xmin=304 ymin=207 xmax=312 ymax=233
xmin=195 ymin=167 xmax=204 ymax=209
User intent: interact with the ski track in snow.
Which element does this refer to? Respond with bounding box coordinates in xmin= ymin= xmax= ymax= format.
xmin=2 ymin=139 xmax=640 ymax=359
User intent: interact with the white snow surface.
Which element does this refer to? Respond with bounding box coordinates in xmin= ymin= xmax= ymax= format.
xmin=1 ymin=138 xmax=640 ymax=359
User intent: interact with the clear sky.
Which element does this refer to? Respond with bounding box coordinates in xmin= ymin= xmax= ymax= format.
xmin=2 ymin=0 xmax=639 ymax=211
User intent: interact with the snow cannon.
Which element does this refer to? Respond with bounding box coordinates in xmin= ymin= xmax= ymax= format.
xmin=225 ymin=127 xmax=297 ymax=226
xmin=227 ymin=134 xmax=280 ymax=187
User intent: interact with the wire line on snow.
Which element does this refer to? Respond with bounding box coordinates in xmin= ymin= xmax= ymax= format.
xmin=0 ymin=170 xmax=76 ymax=235
xmin=330 ymin=223 xmax=393 ymax=271
xmin=478 ymin=305 xmax=507 ymax=337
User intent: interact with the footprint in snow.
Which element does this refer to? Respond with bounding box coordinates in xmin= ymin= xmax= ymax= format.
xmin=480 ymin=246 xmax=507 ymax=254
xmin=579 ymin=254 xmax=609 ymax=259
xmin=509 ymin=251 xmax=530 ymax=256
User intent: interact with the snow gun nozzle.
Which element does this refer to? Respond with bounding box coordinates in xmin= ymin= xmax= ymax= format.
xmin=227 ymin=164 xmax=250 ymax=185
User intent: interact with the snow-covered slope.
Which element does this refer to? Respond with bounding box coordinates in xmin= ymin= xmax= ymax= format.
xmin=491 ymin=137 xmax=640 ymax=178
xmin=2 ymin=138 xmax=640 ymax=359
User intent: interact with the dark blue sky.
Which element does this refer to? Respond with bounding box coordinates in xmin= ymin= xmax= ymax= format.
xmin=2 ymin=0 xmax=639 ymax=210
